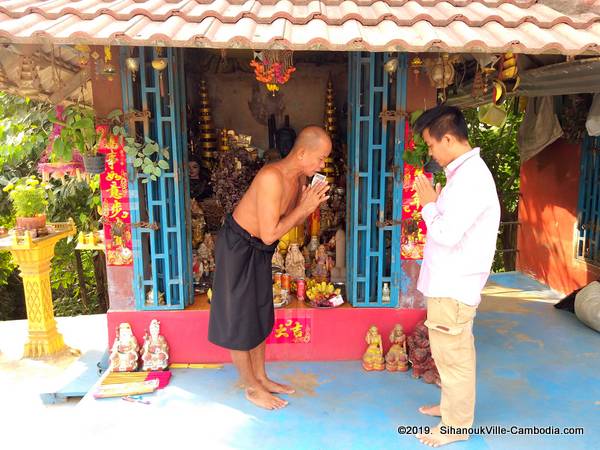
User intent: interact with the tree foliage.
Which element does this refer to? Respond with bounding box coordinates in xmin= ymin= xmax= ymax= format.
xmin=465 ymin=99 xmax=523 ymax=271
xmin=0 ymin=93 xmax=106 ymax=320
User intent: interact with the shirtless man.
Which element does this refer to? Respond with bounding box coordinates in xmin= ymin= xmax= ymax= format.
xmin=208 ymin=126 xmax=331 ymax=410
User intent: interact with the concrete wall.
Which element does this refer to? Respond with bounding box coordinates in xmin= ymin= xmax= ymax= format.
xmin=186 ymin=51 xmax=348 ymax=150
xmin=517 ymin=138 xmax=600 ymax=294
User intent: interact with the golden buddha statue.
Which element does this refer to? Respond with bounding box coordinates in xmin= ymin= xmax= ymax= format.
xmin=362 ymin=325 xmax=385 ymax=371
xmin=385 ymin=324 xmax=409 ymax=372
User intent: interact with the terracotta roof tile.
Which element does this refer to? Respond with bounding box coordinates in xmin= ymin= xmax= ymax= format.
xmin=0 ymin=1 xmax=598 ymax=54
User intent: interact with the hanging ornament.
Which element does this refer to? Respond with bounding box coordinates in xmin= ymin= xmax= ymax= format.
xmin=125 ymin=54 xmax=140 ymax=82
xmin=423 ymin=53 xmax=457 ymax=90
xmin=250 ymin=49 xmax=295 ymax=95
xmin=471 ymin=66 xmax=484 ymax=98
xmin=383 ymin=56 xmax=399 ymax=83
xmin=152 ymin=47 xmax=168 ymax=97
xmin=482 ymin=66 xmax=496 ymax=94
xmin=102 ymin=46 xmax=116 ymax=81
xmin=75 ymin=44 xmax=90 ymax=67
xmin=323 ymin=77 xmax=337 ymax=184
xmin=409 ymin=55 xmax=424 ymax=84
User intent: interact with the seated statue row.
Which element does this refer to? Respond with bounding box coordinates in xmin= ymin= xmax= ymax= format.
xmin=109 ymin=319 xmax=170 ymax=372
xmin=362 ymin=324 xmax=409 ymax=372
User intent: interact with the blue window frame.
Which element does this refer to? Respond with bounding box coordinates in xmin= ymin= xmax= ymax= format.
xmin=120 ymin=47 xmax=193 ymax=310
xmin=347 ymin=52 xmax=408 ymax=307
xmin=576 ymin=134 xmax=600 ymax=265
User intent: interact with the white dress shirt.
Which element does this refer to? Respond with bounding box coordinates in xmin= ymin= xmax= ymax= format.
xmin=417 ymin=148 xmax=501 ymax=306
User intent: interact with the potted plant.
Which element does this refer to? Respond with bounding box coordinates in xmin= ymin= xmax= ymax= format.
xmin=3 ymin=175 xmax=49 ymax=231
xmin=108 ymin=109 xmax=170 ymax=184
xmin=50 ymin=105 xmax=105 ymax=174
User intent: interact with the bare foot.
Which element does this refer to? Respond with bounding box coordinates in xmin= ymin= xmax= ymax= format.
xmin=416 ymin=427 xmax=468 ymax=448
xmin=245 ymin=385 xmax=288 ymax=410
xmin=419 ymin=404 xmax=441 ymax=417
xmin=258 ymin=377 xmax=296 ymax=395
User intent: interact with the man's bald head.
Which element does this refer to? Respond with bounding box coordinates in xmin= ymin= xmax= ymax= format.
xmin=287 ymin=126 xmax=332 ymax=176
xmin=292 ymin=126 xmax=332 ymax=154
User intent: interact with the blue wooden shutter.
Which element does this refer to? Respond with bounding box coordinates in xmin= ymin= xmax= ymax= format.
xmin=347 ymin=52 xmax=407 ymax=307
xmin=120 ymin=47 xmax=193 ymax=310
xmin=577 ymin=135 xmax=600 ymax=264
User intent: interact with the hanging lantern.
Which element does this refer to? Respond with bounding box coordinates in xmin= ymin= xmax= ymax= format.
xmin=383 ymin=57 xmax=399 ymax=83
xmin=481 ymin=66 xmax=497 ymax=94
xmin=409 ymin=56 xmax=424 ymax=83
xmin=152 ymin=48 xmax=168 ymax=97
xmin=125 ymin=56 xmax=140 ymax=82
xmin=250 ymin=49 xmax=295 ymax=95
xmin=423 ymin=53 xmax=457 ymax=90
xmin=102 ymin=46 xmax=116 ymax=81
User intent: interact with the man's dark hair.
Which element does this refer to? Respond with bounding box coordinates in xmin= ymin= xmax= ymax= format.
xmin=413 ymin=105 xmax=468 ymax=142
xmin=188 ymin=154 xmax=202 ymax=165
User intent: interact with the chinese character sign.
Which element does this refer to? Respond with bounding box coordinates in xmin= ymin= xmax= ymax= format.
xmin=98 ymin=125 xmax=133 ymax=266
xmin=267 ymin=318 xmax=312 ymax=344
xmin=401 ymin=123 xmax=431 ymax=260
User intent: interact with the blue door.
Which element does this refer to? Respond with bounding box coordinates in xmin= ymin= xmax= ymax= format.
xmin=347 ymin=52 xmax=408 ymax=307
xmin=120 ymin=47 xmax=193 ymax=310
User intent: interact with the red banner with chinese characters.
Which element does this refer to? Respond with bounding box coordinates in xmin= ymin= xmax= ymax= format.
xmin=401 ymin=123 xmax=432 ymax=260
xmin=98 ymin=125 xmax=133 ymax=266
xmin=267 ymin=318 xmax=312 ymax=344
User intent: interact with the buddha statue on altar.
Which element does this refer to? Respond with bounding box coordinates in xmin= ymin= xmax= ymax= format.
xmin=385 ymin=324 xmax=409 ymax=372
xmin=272 ymin=247 xmax=285 ymax=270
xmin=312 ymin=244 xmax=329 ymax=282
xmin=285 ymin=243 xmax=305 ymax=279
xmin=109 ymin=323 xmax=139 ymax=372
xmin=141 ymin=319 xmax=170 ymax=371
xmin=362 ymin=325 xmax=385 ymax=371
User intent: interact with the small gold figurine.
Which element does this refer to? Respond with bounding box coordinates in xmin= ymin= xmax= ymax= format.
xmin=385 ymin=324 xmax=409 ymax=372
xmin=362 ymin=325 xmax=385 ymax=371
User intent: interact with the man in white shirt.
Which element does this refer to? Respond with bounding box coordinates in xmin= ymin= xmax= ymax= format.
xmin=412 ymin=105 xmax=500 ymax=447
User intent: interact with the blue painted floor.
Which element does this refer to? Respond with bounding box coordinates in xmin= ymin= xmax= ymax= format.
xmin=70 ymin=276 xmax=598 ymax=450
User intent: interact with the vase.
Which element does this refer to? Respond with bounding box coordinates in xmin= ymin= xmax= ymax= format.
xmin=83 ymin=154 xmax=106 ymax=175
xmin=16 ymin=214 xmax=46 ymax=231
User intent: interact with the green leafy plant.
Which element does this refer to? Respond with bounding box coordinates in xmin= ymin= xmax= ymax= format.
xmin=49 ymin=104 xmax=102 ymax=160
xmin=0 ymin=93 xmax=52 ymax=167
xmin=403 ymin=110 xmax=430 ymax=168
xmin=3 ymin=175 xmax=48 ymax=217
xmin=108 ymin=109 xmax=170 ymax=184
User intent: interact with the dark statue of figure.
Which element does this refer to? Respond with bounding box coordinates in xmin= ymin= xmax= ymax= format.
xmin=189 ymin=155 xmax=212 ymax=202
xmin=407 ymin=320 xmax=440 ymax=385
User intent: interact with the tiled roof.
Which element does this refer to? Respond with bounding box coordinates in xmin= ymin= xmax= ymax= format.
xmin=0 ymin=1 xmax=598 ymax=54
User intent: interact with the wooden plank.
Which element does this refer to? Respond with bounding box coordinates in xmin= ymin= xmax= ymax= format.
xmin=49 ymin=67 xmax=91 ymax=104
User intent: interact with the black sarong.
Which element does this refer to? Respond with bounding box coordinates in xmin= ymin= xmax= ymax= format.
xmin=208 ymin=214 xmax=278 ymax=351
